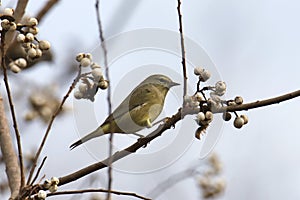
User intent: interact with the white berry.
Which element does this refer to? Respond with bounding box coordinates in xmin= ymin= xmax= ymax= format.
xmin=80 ymin=57 xmax=91 ymax=67
xmin=234 ymin=117 xmax=244 ymax=129
xmin=39 ymin=40 xmax=51 ymax=50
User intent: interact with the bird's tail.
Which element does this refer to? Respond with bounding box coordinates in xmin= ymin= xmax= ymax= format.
xmin=69 ymin=124 xmax=108 ymax=150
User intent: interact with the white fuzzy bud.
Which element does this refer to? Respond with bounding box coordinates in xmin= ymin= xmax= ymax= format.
xmin=9 ymin=63 xmax=21 ymax=73
xmin=215 ymin=81 xmax=226 ymax=96
xmin=78 ymin=83 xmax=88 ymax=93
xmin=234 ymin=96 xmax=243 ymax=105
xmin=76 ymin=53 xmax=85 ymax=62
xmin=39 ymin=40 xmax=51 ymax=50
xmin=27 ymin=48 xmax=37 ymax=58
xmin=43 ymin=179 xmax=51 ymax=189
xmin=91 ymin=62 xmax=101 ymax=69
xmin=15 ymin=58 xmax=27 ymax=68
xmin=194 ymin=92 xmax=204 ymax=102
xmin=196 ymin=112 xmax=206 ymax=122
xmin=38 ymin=190 xmax=47 ymax=199
xmin=49 ymin=185 xmax=58 ymax=193
xmin=29 ymin=26 xmax=39 ymax=35
xmin=98 ymin=80 xmax=108 ymax=90
xmin=194 ymin=67 xmax=211 ymax=82
xmin=210 ymin=92 xmax=221 ymax=102
xmin=80 ymin=57 xmax=91 ymax=67
xmin=85 ymin=53 xmax=92 ymax=60
xmin=9 ymin=22 xmax=16 ymax=31
xmin=28 ymin=17 xmax=38 ymax=26
xmin=51 ymin=177 xmax=59 ymax=185
xmin=17 ymin=34 xmax=26 ymax=43
xmin=240 ymin=114 xmax=248 ymax=124
xmin=26 ymin=33 xmax=35 ymax=42
xmin=92 ymin=68 xmax=103 ymax=80
xmin=1 ymin=19 xmax=11 ymax=30
xmin=234 ymin=117 xmax=244 ymax=129
xmin=74 ymin=90 xmax=83 ymax=99
xmin=3 ymin=8 xmax=14 ymax=16
xmin=35 ymin=48 xmax=42 ymax=58
xmin=205 ymin=111 xmax=213 ymax=120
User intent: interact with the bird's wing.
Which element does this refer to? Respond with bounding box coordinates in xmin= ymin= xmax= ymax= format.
xmin=103 ymin=84 xmax=154 ymax=124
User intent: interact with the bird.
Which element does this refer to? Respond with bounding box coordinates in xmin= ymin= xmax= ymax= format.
xmin=70 ymin=74 xmax=180 ymax=149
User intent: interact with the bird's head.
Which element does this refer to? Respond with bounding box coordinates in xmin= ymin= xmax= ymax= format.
xmin=143 ymin=74 xmax=180 ymax=90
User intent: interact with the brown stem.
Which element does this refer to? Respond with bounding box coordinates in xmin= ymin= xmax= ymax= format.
xmin=95 ymin=1 xmax=113 ymax=199
xmin=177 ymin=0 xmax=188 ymax=98
xmin=58 ymin=89 xmax=300 ymax=185
xmin=1 ymin=30 xmax=26 ymax=189
xmin=47 ymin=188 xmax=151 ymax=200
xmin=26 ymin=66 xmax=82 ymax=185
xmin=35 ymin=0 xmax=60 ymax=23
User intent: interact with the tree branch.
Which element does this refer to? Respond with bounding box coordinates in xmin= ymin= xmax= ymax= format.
xmin=95 ymin=1 xmax=113 ymax=199
xmin=1 ymin=30 xmax=25 ymax=189
xmin=177 ymin=0 xmax=188 ymax=98
xmin=47 ymin=188 xmax=151 ymax=200
xmin=35 ymin=0 xmax=60 ymax=23
xmin=0 ymin=95 xmax=20 ymax=199
xmin=27 ymin=66 xmax=82 ymax=185
xmin=58 ymin=89 xmax=300 ymax=186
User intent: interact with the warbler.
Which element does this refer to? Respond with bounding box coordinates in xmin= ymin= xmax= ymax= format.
xmin=70 ymin=74 xmax=179 ymax=149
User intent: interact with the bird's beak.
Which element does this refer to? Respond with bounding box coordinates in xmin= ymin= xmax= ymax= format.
xmin=169 ymin=81 xmax=180 ymax=87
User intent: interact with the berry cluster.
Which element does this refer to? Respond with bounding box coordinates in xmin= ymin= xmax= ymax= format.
xmin=74 ymin=53 xmax=108 ymax=101
xmin=30 ymin=177 xmax=59 ymax=199
xmin=0 ymin=8 xmax=51 ymax=73
xmin=187 ymin=67 xmax=249 ymax=139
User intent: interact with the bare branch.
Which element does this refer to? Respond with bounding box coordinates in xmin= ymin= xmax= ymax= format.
xmin=177 ymin=0 xmax=188 ymax=98
xmin=1 ymin=30 xmax=26 ymax=189
xmin=214 ymin=89 xmax=300 ymax=113
xmin=35 ymin=0 xmax=60 ymax=23
xmin=58 ymin=89 xmax=300 ymax=185
xmin=14 ymin=0 xmax=29 ymax=22
xmin=47 ymin=188 xmax=151 ymax=200
xmin=30 ymin=156 xmax=47 ymax=186
xmin=0 ymin=95 xmax=20 ymax=199
xmin=95 ymin=1 xmax=113 ymax=199
xmin=27 ymin=66 xmax=82 ymax=185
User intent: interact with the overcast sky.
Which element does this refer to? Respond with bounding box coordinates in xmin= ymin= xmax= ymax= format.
xmin=1 ymin=0 xmax=300 ymax=199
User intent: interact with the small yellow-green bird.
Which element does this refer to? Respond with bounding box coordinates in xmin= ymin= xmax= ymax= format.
xmin=70 ymin=74 xmax=179 ymax=149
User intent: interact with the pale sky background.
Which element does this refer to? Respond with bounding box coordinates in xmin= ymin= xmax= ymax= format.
xmin=1 ymin=0 xmax=300 ymax=199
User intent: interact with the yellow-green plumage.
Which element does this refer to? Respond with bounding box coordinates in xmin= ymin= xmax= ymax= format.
xmin=70 ymin=74 xmax=179 ymax=149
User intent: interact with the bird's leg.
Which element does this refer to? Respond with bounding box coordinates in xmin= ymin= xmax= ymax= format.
xmin=131 ymin=132 xmax=144 ymax=138
xmin=152 ymin=117 xmax=171 ymax=127
xmin=146 ymin=118 xmax=152 ymax=128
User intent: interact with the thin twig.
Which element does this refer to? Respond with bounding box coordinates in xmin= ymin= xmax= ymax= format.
xmin=1 ymin=30 xmax=26 ymax=189
xmin=27 ymin=66 xmax=82 ymax=185
xmin=148 ymin=168 xmax=202 ymax=198
xmin=177 ymin=0 xmax=188 ymax=99
xmin=47 ymin=188 xmax=151 ymax=200
xmin=58 ymin=89 xmax=300 ymax=185
xmin=35 ymin=0 xmax=59 ymax=23
xmin=95 ymin=1 xmax=113 ymax=199
xmin=30 ymin=156 xmax=47 ymax=186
